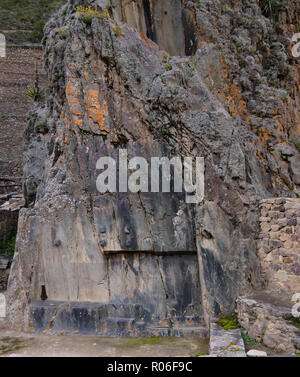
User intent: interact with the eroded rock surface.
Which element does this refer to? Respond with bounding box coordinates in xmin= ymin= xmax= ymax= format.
xmin=5 ymin=0 xmax=300 ymax=334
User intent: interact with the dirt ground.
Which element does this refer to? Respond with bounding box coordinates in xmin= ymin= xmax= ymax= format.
xmin=0 ymin=328 xmax=209 ymax=357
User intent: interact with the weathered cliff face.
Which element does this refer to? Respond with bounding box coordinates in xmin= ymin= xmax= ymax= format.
xmin=6 ymin=0 xmax=300 ymax=333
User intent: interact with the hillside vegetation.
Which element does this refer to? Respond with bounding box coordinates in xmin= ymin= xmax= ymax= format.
xmin=0 ymin=0 xmax=66 ymax=44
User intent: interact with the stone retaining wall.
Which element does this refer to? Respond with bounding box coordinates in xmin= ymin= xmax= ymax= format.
xmin=257 ymin=198 xmax=300 ymax=296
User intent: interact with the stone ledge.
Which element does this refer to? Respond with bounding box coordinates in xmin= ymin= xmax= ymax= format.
xmin=29 ymin=301 xmax=208 ymax=338
xmin=209 ymin=322 xmax=246 ymax=357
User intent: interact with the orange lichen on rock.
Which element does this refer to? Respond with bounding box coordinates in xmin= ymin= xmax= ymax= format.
xmin=84 ymin=88 xmax=109 ymax=132
xmin=66 ymin=79 xmax=84 ymax=127
xmin=211 ymin=56 xmax=250 ymax=122
xmin=140 ymin=32 xmax=158 ymax=50
xmin=66 ymin=80 xmax=81 ymax=115
xmin=73 ymin=117 xmax=83 ymax=126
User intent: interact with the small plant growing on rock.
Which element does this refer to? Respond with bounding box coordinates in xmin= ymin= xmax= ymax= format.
xmin=162 ymin=54 xmax=170 ymax=63
xmin=25 ymin=86 xmax=45 ymax=101
xmin=75 ymin=6 xmax=109 ymax=25
xmin=217 ymin=313 xmax=239 ymax=330
xmin=162 ymin=54 xmax=172 ymax=71
xmin=98 ymin=9 xmax=110 ymax=20
xmin=112 ymin=25 xmax=121 ymax=37
xmin=25 ymin=87 xmax=39 ymax=100
xmin=241 ymin=328 xmax=260 ymax=345
xmin=165 ymin=62 xmax=172 ymax=71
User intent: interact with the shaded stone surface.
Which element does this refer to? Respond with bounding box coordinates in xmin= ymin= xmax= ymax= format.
xmin=29 ymin=300 xmax=207 ymax=337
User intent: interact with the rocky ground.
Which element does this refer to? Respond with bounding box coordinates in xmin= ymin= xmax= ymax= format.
xmin=0 ymin=329 xmax=208 ymax=357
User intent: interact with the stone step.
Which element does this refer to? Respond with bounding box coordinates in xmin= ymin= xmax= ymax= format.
xmin=209 ymin=322 xmax=246 ymax=357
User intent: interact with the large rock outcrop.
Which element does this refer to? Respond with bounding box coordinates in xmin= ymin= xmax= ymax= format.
xmin=5 ymin=0 xmax=300 ymax=334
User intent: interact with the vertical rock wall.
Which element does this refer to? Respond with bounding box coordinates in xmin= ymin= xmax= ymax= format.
xmin=97 ymin=0 xmax=197 ymax=56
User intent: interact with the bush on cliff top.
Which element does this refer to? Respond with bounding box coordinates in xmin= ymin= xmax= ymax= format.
xmin=75 ymin=6 xmax=110 ymax=25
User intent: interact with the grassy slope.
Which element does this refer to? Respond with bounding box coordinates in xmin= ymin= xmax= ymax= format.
xmin=0 ymin=0 xmax=66 ymax=44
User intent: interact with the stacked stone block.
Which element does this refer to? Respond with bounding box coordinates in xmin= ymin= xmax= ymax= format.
xmin=257 ymin=198 xmax=300 ymax=296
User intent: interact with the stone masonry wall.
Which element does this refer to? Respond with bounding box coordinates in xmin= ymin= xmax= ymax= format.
xmin=257 ymin=198 xmax=300 ymax=296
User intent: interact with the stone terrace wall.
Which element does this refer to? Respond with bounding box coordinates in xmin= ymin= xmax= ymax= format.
xmin=257 ymin=198 xmax=300 ymax=296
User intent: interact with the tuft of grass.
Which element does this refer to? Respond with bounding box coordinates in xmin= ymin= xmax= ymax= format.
xmin=25 ymin=86 xmax=44 ymax=101
xmin=217 ymin=313 xmax=239 ymax=330
xmin=25 ymin=87 xmax=37 ymax=99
